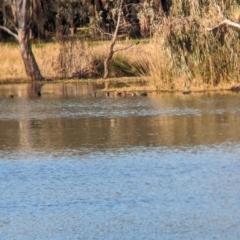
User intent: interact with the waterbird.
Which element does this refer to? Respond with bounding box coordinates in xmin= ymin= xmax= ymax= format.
xmin=89 ymin=92 xmax=97 ymax=97
xmin=121 ymin=91 xmax=127 ymax=97
xmin=183 ymin=90 xmax=190 ymax=94
xmin=114 ymin=91 xmax=122 ymax=97
xmin=126 ymin=92 xmax=136 ymax=96
xmin=140 ymin=92 xmax=147 ymax=96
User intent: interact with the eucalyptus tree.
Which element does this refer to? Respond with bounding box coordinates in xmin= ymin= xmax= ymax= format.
xmin=0 ymin=0 xmax=43 ymax=81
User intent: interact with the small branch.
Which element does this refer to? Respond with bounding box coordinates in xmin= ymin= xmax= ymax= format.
xmin=206 ymin=19 xmax=240 ymax=31
xmin=207 ymin=3 xmax=240 ymax=31
xmin=108 ymin=0 xmax=123 ymax=53
xmin=4 ymin=17 xmax=18 ymax=33
xmin=1 ymin=5 xmax=18 ymax=33
xmin=93 ymin=27 xmax=113 ymax=37
xmin=103 ymin=0 xmax=124 ymax=79
xmin=0 ymin=25 xmax=18 ymax=40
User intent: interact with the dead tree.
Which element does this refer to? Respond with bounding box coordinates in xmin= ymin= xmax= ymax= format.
xmin=103 ymin=0 xmax=135 ymax=79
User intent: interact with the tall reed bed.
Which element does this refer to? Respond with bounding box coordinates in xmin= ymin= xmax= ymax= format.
xmin=144 ymin=0 xmax=240 ymax=91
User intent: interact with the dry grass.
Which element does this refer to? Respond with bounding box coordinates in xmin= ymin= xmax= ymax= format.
xmin=34 ymin=42 xmax=60 ymax=78
xmin=0 ymin=40 xmax=149 ymax=81
xmin=0 ymin=43 xmax=27 ymax=80
xmin=0 ymin=42 xmax=60 ymax=81
xmin=0 ymin=39 xmax=238 ymax=93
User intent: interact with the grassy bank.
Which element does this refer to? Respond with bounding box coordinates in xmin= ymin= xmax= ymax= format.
xmin=0 ymin=40 xmax=146 ymax=79
xmin=1 ymin=1 xmax=240 ymax=93
xmin=0 ymin=39 xmax=239 ymax=93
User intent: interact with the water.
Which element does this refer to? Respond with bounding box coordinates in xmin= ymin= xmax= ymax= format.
xmin=0 ymin=84 xmax=240 ymax=239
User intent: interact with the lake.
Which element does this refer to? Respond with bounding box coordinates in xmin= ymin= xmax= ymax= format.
xmin=0 ymin=83 xmax=240 ymax=239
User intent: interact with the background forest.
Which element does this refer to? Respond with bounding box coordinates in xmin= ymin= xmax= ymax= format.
xmin=1 ymin=0 xmax=240 ymax=91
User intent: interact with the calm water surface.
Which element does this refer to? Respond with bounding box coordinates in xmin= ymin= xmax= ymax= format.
xmin=0 ymin=84 xmax=240 ymax=239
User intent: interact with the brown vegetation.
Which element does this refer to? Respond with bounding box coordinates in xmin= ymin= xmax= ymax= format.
xmin=140 ymin=0 xmax=240 ymax=92
xmin=1 ymin=1 xmax=240 ymax=93
xmin=0 ymin=39 xmax=148 ymax=80
xmin=0 ymin=37 xmax=238 ymax=93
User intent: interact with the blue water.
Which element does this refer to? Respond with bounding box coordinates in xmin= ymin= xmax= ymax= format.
xmin=1 ymin=91 xmax=240 ymax=239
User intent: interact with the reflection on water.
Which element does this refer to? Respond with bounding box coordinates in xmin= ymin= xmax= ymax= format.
xmin=0 ymin=82 xmax=102 ymax=98
xmin=0 ymin=84 xmax=240 ymax=239
xmin=1 ymin=90 xmax=240 ymax=154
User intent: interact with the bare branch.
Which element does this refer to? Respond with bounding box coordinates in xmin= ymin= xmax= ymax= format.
xmin=92 ymin=26 xmax=113 ymax=37
xmin=206 ymin=19 xmax=240 ymax=31
xmin=2 ymin=15 xmax=18 ymax=33
xmin=0 ymin=3 xmax=18 ymax=33
xmin=103 ymin=0 xmax=124 ymax=79
xmin=0 ymin=25 xmax=18 ymax=40
xmin=108 ymin=0 xmax=123 ymax=55
xmin=110 ymin=0 xmax=124 ymax=47
xmin=206 ymin=3 xmax=240 ymax=31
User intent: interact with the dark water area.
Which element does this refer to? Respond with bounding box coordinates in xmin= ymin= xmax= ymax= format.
xmin=0 ymin=83 xmax=240 ymax=239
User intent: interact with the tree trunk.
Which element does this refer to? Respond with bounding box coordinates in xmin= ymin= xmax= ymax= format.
xmin=103 ymin=0 xmax=123 ymax=79
xmin=16 ymin=0 xmax=44 ymax=81
xmin=103 ymin=51 xmax=114 ymax=79
xmin=0 ymin=0 xmax=43 ymax=81
xmin=18 ymin=28 xmax=43 ymax=81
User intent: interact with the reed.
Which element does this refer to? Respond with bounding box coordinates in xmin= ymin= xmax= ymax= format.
xmin=149 ymin=0 xmax=240 ymax=91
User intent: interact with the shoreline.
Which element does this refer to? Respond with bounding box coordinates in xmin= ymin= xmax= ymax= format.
xmin=0 ymin=77 xmax=239 ymax=94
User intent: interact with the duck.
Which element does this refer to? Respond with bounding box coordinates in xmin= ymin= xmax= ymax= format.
xmin=183 ymin=90 xmax=190 ymax=94
xmin=89 ymin=92 xmax=97 ymax=97
xmin=121 ymin=91 xmax=127 ymax=97
xmin=140 ymin=92 xmax=147 ymax=96
xmin=114 ymin=91 xmax=122 ymax=97
xmin=127 ymin=92 xmax=136 ymax=96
